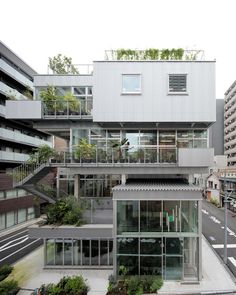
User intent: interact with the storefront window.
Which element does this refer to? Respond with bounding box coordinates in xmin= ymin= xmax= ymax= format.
xmin=73 ymin=240 xmax=81 ymax=265
xmin=117 ymin=255 xmax=139 ymax=275
xmin=163 ymin=201 xmax=180 ymax=232
xmin=140 ymin=256 xmax=162 ymax=276
xmin=0 ymin=214 xmax=5 ymax=230
xmin=18 ymin=208 xmax=26 ymax=223
xmin=55 ymin=239 xmax=63 ymax=265
xmin=64 ymin=239 xmax=72 ymax=265
xmin=140 ymin=201 xmax=162 ymax=232
xmin=6 ymin=211 xmax=15 ymax=228
xmin=181 ymin=201 xmax=198 ymax=233
xmin=117 ymin=238 xmax=138 ymax=255
xmin=117 ymin=201 xmax=139 ymax=234
xmin=46 ymin=239 xmax=55 ymax=265
xmin=140 ymin=238 xmax=162 ymax=255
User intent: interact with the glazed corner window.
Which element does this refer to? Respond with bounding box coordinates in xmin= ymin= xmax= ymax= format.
xmin=122 ymin=74 xmax=141 ymax=94
xmin=168 ymin=74 xmax=187 ymax=94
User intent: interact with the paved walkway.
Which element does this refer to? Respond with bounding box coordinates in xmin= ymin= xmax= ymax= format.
xmin=6 ymin=236 xmax=236 ymax=295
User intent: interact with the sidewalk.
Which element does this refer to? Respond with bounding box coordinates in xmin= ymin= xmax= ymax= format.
xmin=7 ymin=236 xmax=236 ymax=295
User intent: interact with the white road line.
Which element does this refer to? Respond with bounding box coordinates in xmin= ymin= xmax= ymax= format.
xmin=0 ymin=237 xmax=29 ymax=252
xmin=0 ymin=230 xmax=28 ymax=243
xmin=202 ymin=209 xmax=209 ymax=215
xmin=210 ymin=215 xmax=221 ymax=224
xmin=212 ymin=244 xmax=236 ymax=249
xmin=0 ymin=239 xmax=41 ymax=262
xmin=0 ymin=235 xmax=28 ymax=250
xmin=228 ymin=257 xmax=236 ymax=267
xmin=209 ymin=236 xmax=216 ymax=241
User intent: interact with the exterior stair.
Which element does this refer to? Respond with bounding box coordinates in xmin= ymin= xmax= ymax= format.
xmin=12 ymin=162 xmax=57 ymax=204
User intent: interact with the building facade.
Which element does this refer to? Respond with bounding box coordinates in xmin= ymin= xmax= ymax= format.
xmin=6 ymin=51 xmax=215 ymax=281
xmin=224 ymin=81 xmax=236 ymax=166
xmin=0 ymin=41 xmax=52 ymax=231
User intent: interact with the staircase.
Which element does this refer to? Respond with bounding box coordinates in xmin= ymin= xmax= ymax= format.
xmin=12 ymin=162 xmax=58 ymax=203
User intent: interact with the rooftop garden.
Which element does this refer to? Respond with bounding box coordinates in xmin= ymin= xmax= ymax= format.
xmin=105 ymin=48 xmax=204 ymax=61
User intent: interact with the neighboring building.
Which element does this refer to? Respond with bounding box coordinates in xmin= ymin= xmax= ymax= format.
xmin=224 ymin=81 xmax=236 ymax=166
xmin=0 ymin=41 xmax=52 ymax=231
xmin=206 ymin=172 xmax=221 ymax=204
xmin=209 ymin=99 xmax=224 ymax=156
xmin=6 ymin=50 xmax=215 ymax=282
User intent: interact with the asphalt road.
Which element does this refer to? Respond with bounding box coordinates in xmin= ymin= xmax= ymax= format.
xmin=202 ymin=199 xmax=236 ymax=272
xmin=0 ymin=226 xmax=42 ymax=267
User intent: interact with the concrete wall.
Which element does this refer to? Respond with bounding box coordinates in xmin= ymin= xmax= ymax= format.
xmin=93 ymin=61 xmax=216 ymax=123
xmin=178 ymin=148 xmax=214 ymax=167
xmin=34 ymin=75 xmax=93 ymax=87
xmin=6 ymin=101 xmax=42 ymax=119
xmin=209 ymin=99 xmax=224 ymax=155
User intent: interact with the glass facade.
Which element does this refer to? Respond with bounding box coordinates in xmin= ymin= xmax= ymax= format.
xmin=116 ymin=200 xmax=200 ymax=280
xmin=45 ymin=238 xmax=113 ymax=267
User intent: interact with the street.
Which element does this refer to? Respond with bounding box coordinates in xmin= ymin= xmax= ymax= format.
xmin=0 ymin=226 xmax=42 ymax=267
xmin=202 ymin=199 xmax=236 ymax=273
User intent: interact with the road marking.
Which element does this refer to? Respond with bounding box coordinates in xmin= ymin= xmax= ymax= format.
xmin=209 ymin=236 xmax=216 ymax=241
xmin=0 ymin=237 xmax=29 ymax=252
xmin=212 ymin=244 xmax=236 ymax=249
xmin=0 ymin=230 xmax=28 ymax=243
xmin=202 ymin=209 xmax=209 ymax=215
xmin=210 ymin=215 xmax=221 ymax=224
xmin=0 ymin=235 xmax=28 ymax=250
xmin=228 ymin=257 xmax=236 ymax=267
xmin=0 ymin=239 xmax=41 ymax=262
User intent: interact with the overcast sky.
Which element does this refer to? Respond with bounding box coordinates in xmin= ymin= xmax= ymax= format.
xmin=1 ymin=0 xmax=236 ymax=98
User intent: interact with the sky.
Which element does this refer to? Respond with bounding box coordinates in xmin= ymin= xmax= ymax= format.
xmin=1 ymin=0 xmax=236 ymax=98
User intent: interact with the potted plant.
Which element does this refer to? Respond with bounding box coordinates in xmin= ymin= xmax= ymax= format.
xmin=74 ymin=139 xmax=96 ymax=163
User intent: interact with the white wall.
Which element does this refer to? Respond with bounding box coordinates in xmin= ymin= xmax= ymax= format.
xmin=93 ymin=61 xmax=216 ymax=122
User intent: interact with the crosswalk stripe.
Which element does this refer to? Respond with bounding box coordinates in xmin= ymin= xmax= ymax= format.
xmin=212 ymin=244 xmax=236 ymax=249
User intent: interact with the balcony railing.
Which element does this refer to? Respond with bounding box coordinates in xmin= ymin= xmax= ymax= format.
xmin=42 ymin=99 xmax=93 ymax=118
xmin=50 ymin=146 xmax=178 ymax=165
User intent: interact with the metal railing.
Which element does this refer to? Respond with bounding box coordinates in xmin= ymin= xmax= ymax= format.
xmin=50 ymin=146 xmax=178 ymax=165
xmin=12 ymin=161 xmax=47 ymax=187
xmin=42 ymin=99 xmax=93 ymax=118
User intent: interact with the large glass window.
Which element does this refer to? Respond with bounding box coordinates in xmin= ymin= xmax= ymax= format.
xmin=73 ymin=240 xmax=81 ymax=265
xmin=91 ymin=240 xmax=99 ymax=265
xmin=6 ymin=190 xmax=17 ymax=199
xmin=64 ymin=239 xmax=72 ymax=265
xmin=194 ymin=130 xmax=207 ymax=148
xmin=100 ymin=240 xmax=108 ymax=265
xmin=181 ymin=201 xmax=198 ymax=233
xmin=82 ymin=240 xmax=90 ymax=265
xmin=177 ymin=131 xmax=193 ymax=148
xmin=140 ymin=238 xmax=162 ymax=255
xmin=166 ymin=238 xmax=182 ymax=255
xmin=117 ymin=255 xmax=139 ymax=275
xmin=122 ymin=74 xmax=141 ymax=94
xmin=117 ymin=201 xmax=139 ymax=234
xmin=46 ymin=239 xmax=55 ymax=265
xmin=140 ymin=201 xmax=162 ymax=232
xmin=18 ymin=208 xmax=26 ymax=223
xmin=55 ymin=239 xmax=63 ymax=265
xmin=27 ymin=207 xmax=35 ymax=220
xmin=0 ymin=214 xmax=5 ymax=230
xmin=6 ymin=211 xmax=15 ymax=228
xmin=163 ymin=201 xmax=180 ymax=232
xmin=140 ymin=256 xmax=162 ymax=276
xmin=165 ymin=256 xmax=182 ymax=280
xmin=117 ymin=238 xmax=138 ymax=255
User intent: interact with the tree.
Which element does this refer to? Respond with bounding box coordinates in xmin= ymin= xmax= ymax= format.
xmin=49 ymin=54 xmax=79 ymax=74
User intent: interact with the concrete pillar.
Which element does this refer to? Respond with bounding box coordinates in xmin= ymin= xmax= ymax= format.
xmin=74 ymin=175 xmax=80 ymax=200
xmin=121 ymin=174 xmax=127 ymax=185
xmin=188 ymin=174 xmax=194 ymax=185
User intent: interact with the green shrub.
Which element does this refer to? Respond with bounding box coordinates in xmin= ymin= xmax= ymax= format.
xmin=35 ymin=275 xmax=89 ymax=295
xmin=210 ymin=197 xmax=220 ymax=207
xmin=0 ymin=280 xmax=19 ymax=295
xmin=126 ymin=276 xmax=143 ymax=295
xmin=150 ymin=277 xmax=163 ymax=293
xmin=0 ymin=265 xmax=13 ymax=282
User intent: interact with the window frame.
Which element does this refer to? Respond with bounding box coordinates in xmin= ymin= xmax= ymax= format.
xmin=168 ymin=73 xmax=188 ymax=95
xmin=121 ymin=74 xmax=142 ymax=95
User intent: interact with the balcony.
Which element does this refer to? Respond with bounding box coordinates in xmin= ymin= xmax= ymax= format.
xmin=6 ymin=100 xmax=93 ymax=120
xmin=49 ymin=147 xmax=213 ymax=168
xmin=42 ymin=99 xmax=92 ymax=119
xmin=0 ymin=128 xmax=52 ymax=147
xmin=0 ymin=81 xmax=29 ymax=101
xmin=0 ymin=59 xmax=33 ymax=89
xmin=0 ymin=151 xmax=29 ymax=162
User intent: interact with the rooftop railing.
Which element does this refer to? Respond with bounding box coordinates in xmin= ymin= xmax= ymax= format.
xmin=105 ymin=49 xmax=205 ymax=61
xmin=47 ymin=64 xmax=93 ymax=75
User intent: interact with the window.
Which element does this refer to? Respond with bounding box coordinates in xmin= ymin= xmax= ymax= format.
xmin=169 ymin=74 xmax=187 ymax=94
xmin=122 ymin=74 xmax=141 ymax=94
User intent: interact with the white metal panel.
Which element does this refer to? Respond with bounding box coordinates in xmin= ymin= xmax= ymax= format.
xmin=34 ymin=75 xmax=93 ymax=87
xmin=178 ymin=148 xmax=214 ymax=167
xmin=93 ymin=61 xmax=216 ymax=123
xmin=6 ymin=101 xmax=42 ymax=119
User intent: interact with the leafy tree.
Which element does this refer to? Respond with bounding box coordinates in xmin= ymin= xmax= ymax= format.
xmin=49 ymin=54 xmax=79 ymax=74
xmin=28 ymin=145 xmax=56 ymax=164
